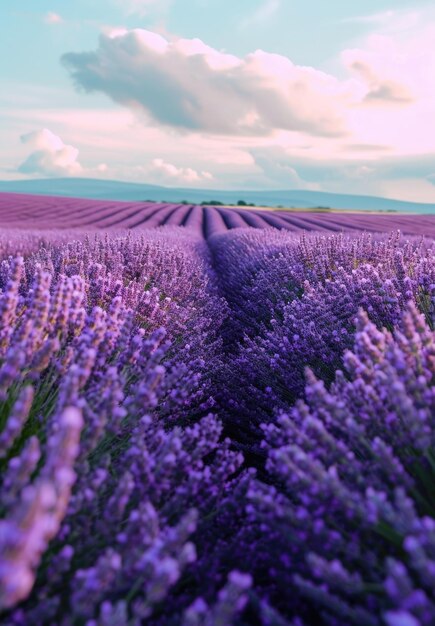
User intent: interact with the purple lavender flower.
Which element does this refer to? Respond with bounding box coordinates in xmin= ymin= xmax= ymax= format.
xmin=246 ymin=302 xmax=435 ymax=624
xmin=0 ymin=225 xmax=433 ymax=625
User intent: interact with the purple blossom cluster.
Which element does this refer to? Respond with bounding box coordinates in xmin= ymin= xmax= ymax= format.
xmin=210 ymin=229 xmax=434 ymax=449
xmin=246 ymin=302 xmax=435 ymax=625
xmin=0 ymin=225 xmax=434 ymax=625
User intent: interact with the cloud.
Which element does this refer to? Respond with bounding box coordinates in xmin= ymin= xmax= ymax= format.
xmin=342 ymin=13 xmax=435 ymax=107
xmin=18 ymin=129 xmax=83 ymax=177
xmin=249 ymin=149 xmax=320 ymax=190
xmin=364 ymin=81 xmax=413 ymax=104
xmin=250 ymin=147 xmax=435 ymax=197
xmin=61 ymin=29 xmax=349 ymax=138
xmin=149 ymin=158 xmax=213 ymax=184
xmin=250 ymin=148 xmax=330 ymax=188
xmin=44 ymin=12 xmax=63 ymax=25
xmin=347 ymin=143 xmax=390 ymax=152
xmin=345 ymin=58 xmax=413 ymax=104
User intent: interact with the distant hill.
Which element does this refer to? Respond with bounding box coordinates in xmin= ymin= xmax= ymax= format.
xmin=0 ymin=178 xmax=434 ymax=214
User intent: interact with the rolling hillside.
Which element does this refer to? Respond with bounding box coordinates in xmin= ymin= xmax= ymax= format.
xmin=1 ymin=178 xmax=435 ymax=214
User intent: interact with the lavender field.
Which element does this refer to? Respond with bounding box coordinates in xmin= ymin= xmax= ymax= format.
xmin=1 ymin=193 xmax=435 ymax=237
xmin=0 ymin=193 xmax=434 ymax=626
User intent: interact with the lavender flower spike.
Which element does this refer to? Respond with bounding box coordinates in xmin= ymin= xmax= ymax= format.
xmin=0 ymin=406 xmax=83 ymax=610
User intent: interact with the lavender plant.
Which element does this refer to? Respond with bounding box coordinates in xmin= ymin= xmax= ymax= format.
xmin=0 ymin=224 xmax=434 ymax=626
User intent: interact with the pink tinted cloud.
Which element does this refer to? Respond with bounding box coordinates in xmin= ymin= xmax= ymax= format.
xmin=44 ymin=12 xmax=63 ymax=25
xmin=342 ymin=19 xmax=435 ymax=104
xmin=346 ymin=59 xmax=413 ymax=104
xmin=342 ymin=19 xmax=435 ymax=154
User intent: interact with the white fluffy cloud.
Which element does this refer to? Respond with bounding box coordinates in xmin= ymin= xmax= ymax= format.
xmin=61 ymin=11 xmax=435 ymax=152
xmin=18 ymin=129 xmax=83 ymax=177
xmin=150 ymin=158 xmax=213 ymax=184
xmin=17 ymin=129 xmax=107 ymax=178
xmin=18 ymin=128 xmax=83 ymax=176
xmin=62 ymin=29 xmax=349 ymax=137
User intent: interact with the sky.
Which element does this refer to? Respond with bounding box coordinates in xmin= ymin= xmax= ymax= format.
xmin=1 ymin=0 xmax=435 ymax=201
